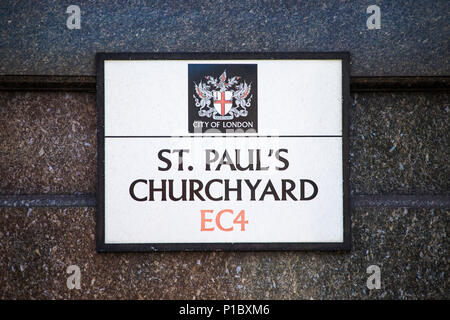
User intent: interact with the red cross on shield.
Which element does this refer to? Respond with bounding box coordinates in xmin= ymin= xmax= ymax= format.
xmin=213 ymin=91 xmax=233 ymax=116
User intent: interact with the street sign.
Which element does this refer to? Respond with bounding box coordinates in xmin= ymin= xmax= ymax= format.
xmin=96 ymin=52 xmax=350 ymax=251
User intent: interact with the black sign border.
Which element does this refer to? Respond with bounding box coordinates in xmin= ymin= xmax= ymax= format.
xmin=96 ymin=52 xmax=351 ymax=252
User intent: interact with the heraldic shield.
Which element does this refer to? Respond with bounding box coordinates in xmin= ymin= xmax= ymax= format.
xmin=213 ymin=91 xmax=233 ymax=117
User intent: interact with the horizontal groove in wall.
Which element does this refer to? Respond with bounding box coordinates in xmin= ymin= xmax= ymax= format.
xmin=0 ymin=194 xmax=448 ymax=208
xmin=0 ymin=195 xmax=97 ymax=208
xmin=0 ymin=76 xmax=449 ymax=92
xmin=351 ymin=195 xmax=450 ymax=208
xmin=0 ymin=76 xmax=97 ymax=92
xmin=350 ymin=77 xmax=450 ymax=92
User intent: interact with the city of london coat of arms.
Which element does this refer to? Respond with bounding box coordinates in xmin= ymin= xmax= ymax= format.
xmin=193 ymin=70 xmax=253 ymax=120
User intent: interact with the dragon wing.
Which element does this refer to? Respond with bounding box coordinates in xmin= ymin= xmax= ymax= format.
xmin=234 ymin=82 xmax=251 ymax=99
xmin=195 ymin=81 xmax=213 ymax=99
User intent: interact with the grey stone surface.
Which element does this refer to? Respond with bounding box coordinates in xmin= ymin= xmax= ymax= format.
xmin=350 ymin=92 xmax=450 ymax=195
xmin=0 ymin=91 xmax=97 ymax=195
xmin=0 ymin=207 xmax=447 ymax=299
xmin=1 ymin=91 xmax=448 ymax=195
xmin=1 ymin=0 xmax=449 ymax=76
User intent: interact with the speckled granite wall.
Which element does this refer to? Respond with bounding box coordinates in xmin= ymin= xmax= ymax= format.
xmin=0 ymin=207 xmax=447 ymax=299
xmin=1 ymin=0 xmax=449 ymax=300
xmin=1 ymin=0 xmax=449 ymax=76
xmin=0 ymin=91 xmax=448 ymax=299
xmin=0 ymin=92 xmax=96 ymax=194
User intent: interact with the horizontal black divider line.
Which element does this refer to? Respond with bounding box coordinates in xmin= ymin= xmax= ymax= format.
xmin=105 ymin=135 xmax=343 ymax=138
xmin=0 ymin=76 xmax=449 ymax=92
xmin=0 ymin=194 xmax=448 ymax=208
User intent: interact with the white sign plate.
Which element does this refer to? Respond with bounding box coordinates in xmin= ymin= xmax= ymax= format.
xmin=97 ymin=53 xmax=350 ymax=251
